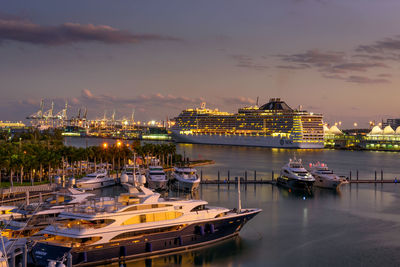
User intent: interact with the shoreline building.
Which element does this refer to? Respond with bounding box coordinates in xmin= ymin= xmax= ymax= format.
xmin=171 ymin=98 xmax=324 ymax=148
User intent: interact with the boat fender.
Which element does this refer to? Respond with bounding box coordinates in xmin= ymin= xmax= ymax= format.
xmin=120 ymin=246 xmax=127 ymax=257
xmin=146 ymin=242 xmax=152 ymax=252
xmin=178 ymin=236 xmax=183 ymax=246
xmin=210 ymin=224 xmax=215 ymax=234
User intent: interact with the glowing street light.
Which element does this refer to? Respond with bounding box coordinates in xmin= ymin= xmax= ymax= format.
xmin=354 ymin=122 xmax=358 ymax=127
xmin=117 ymin=141 xmax=122 ymax=147
xmin=102 ymin=142 xmax=108 ymax=149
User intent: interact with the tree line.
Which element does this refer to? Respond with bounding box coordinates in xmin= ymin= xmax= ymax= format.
xmin=0 ymin=133 xmax=182 ymax=187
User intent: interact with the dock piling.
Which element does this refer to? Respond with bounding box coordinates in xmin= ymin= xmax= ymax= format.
xmin=272 ymin=170 xmax=274 ymax=181
xmin=254 ymin=170 xmax=256 ymax=182
xmin=356 ymin=170 xmax=359 ymax=181
xmin=375 ymin=170 xmax=377 ymax=181
xmin=381 ymin=169 xmax=383 ymax=181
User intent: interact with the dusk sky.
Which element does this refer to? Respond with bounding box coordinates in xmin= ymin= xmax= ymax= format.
xmin=2 ymin=0 xmax=400 ymax=127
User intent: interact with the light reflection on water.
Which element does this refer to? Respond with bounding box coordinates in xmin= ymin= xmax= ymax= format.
xmin=66 ymin=138 xmax=400 ymax=266
xmin=95 ymin=183 xmax=400 ymax=267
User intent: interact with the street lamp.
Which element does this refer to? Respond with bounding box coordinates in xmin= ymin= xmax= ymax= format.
xmin=354 ymin=122 xmax=358 ymax=127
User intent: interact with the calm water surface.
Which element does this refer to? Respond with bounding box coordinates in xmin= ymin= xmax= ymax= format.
xmin=66 ymin=137 xmax=400 ymax=266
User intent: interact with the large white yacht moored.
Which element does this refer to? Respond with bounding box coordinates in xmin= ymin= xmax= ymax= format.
xmin=76 ymin=169 xmax=115 ymax=190
xmin=31 ymin=193 xmax=261 ymax=266
xmin=277 ymin=157 xmax=315 ymax=191
xmin=1 ymin=188 xmax=94 ymax=239
xmin=309 ymin=162 xmax=348 ymax=190
xmin=171 ymin=166 xmax=200 ymax=191
xmin=147 ymin=165 xmax=168 ymax=191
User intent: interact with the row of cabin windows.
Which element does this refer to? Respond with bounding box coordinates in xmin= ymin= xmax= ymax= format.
xmin=123 ymin=203 xmax=172 ymax=212
xmin=121 ymin=211 xmax=182 ymax=225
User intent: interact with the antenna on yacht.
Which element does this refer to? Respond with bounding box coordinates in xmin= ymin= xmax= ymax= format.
xmin=256 ymin=96 xmax=259 ymax=107
xmin=133 ymin=153 xmax=137 ymax=186
xmin=238 ymin=176 xmax=242 ymax=213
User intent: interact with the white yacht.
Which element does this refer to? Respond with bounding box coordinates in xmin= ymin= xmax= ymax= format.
xmin=0 ymin=206 xmax=20 ymax=222
xmin=147 ymin=165 xmax=168 ymax=191
xmin=1 ymin=188 xmax=95 ymax=240
xmin=172 ymin=166 xmax=200 ymax=191
xmin=277 ymin=157 xmax=315 ymax=191
xmin=123 ymin=165 xmax=146 ymax=185
xmin=31 ymin=194 xmax=261 ymax=266
xmin=76 ymin=169 xmax=115 ymax=190
xmin=309 ymin=162 xmax=348 ymax=190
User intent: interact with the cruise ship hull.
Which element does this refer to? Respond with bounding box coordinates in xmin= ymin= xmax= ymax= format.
xmin=31 ymin=210 xmax=260 ymax=266
xmin=171 ymin=131 xmax=323 ymax=149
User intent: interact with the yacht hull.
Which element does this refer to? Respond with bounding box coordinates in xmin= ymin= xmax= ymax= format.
xmin=76 ymin=179 xmax=115 ymax=190
xmin=313 ymin=175 xmax=348 ymax=190
xmin=147 ymin=179 xmax=168 ymax=191
xmin=277 ymin=176 xmax=314 ymax=191
xmin=31 ymin=210 xmax=260 ymax=266
xmin=172 ymin=178 xmax=200 ymax=191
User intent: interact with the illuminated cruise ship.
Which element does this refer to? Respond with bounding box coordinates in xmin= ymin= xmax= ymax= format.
xmin=171 ymin=98 xmax=324 ymax=148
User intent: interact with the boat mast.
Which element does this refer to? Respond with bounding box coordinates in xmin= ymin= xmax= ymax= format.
xmin=238 ymin=176 xmax=242 ymax=213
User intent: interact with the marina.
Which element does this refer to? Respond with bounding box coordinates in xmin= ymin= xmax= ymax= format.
xmin=2 ymin=137 xmax=400 ymax=266
xmin=2 ymin=1 xmax=400 ymax=266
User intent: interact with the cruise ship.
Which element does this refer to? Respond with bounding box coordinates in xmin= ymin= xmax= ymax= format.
xmin=171 ymin=98 xmax=324 ymax=148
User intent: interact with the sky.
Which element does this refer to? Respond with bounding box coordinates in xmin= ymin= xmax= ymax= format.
xmin=1 ymin=0 xmax=400 ymax=128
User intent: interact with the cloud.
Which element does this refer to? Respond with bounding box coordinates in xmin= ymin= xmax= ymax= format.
xmin=0 ymin=18 xmax=181 ymax=46
xmin=277 ymin=49 xmax=345 ymax=67
xmin=345 ymin=75 xmax=390 ymax=84
xmin=221 ymin=96 xmax=256 ymax=106
xmin=276 ymin=64 xmax=311 ymax=70
xmin=2 ymin=89 xmax=264 ymax=122
xmin=330 ymin=62 xmax=388 ymax=72
xmin=231 ymin=54 xmax=269 ymax=71
xmin=276 ymin=49 xmax=391 ymax=83
xmin=356 ymin=37 xmax=400 ymax=54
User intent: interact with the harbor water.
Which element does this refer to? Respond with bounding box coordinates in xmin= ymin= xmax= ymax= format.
xmin=66 ymin=137 xmax=400 ymax=266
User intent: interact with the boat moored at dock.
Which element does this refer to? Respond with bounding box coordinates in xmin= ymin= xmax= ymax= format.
xmin=171 ymin=98 xmax=324 ymax=148
xmin=31 ymin=193 xmax=261 ymax=266
xmin=76 ymin=170 xmax=115 ymax=190
xmin=171 ymin=167 xmax=200 ymax=191
xmin=147 ymin=165 xmax=168 ymax=191
xmin=309 ymin=162 xmax=348 ymax=190
xmin=277 ymin=157 xmax=315 ymax=191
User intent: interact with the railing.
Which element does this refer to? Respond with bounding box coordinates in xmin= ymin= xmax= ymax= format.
xmin=1 ymin=184 xmax=57 ymax=196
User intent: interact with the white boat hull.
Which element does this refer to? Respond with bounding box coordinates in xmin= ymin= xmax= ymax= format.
xmin=147 ymin=179 xmax=168 ymax=191
xmin=173 ymin=178 xmax=200 ymax=191
xmin=313 ymin=175 xmax=348 ymax=190
xmin=171 ymin=130 xmax=323 ymax=149
xmin=76 ymin=178 xmax=115 ymax=190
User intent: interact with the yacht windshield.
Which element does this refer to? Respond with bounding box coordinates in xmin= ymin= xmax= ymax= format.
xmin=150 ymin=172 xmax=165 ymax=175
